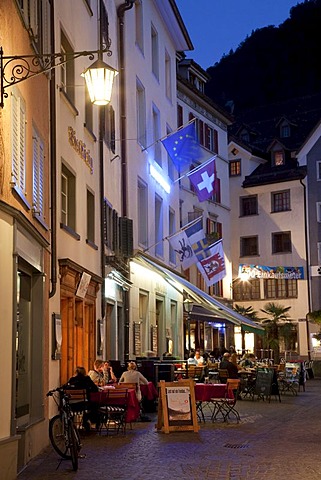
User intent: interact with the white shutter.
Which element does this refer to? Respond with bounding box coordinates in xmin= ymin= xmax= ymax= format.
xmin=32 ymin=127 xmax=44 ymax=217
xmin=42 ymin=0 xmax=51 ymax=55
xmin=29 ymin=0 xmax=38 ymax=39
xmin=11 ymin=89 xmax=26 ymax=195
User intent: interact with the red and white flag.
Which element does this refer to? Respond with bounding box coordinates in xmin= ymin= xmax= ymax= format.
xmin=197 ymin=239 xmax=226 ymax=287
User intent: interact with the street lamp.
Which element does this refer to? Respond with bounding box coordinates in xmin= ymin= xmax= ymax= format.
xmin=183 ymin=298 xmax=194 ymax=353
xmin=0 ymin=46 xmax=118 ymax=108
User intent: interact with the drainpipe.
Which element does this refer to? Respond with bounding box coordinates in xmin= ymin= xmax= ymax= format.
xmin=300 ymin=177 xmax=311 ymax=361
xmin=117 ymin=1 xmax=135 ymax=362
xmin=49 ymin=0 xmax=57 ymax=298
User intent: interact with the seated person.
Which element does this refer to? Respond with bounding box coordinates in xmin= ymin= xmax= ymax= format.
xmin=88 ymin=359 xmax=116 ymax=386
xmin=187 ymin=352 xmax=198 ymax=366
xmin=220 ymin=352 xmax=239 ymax=379
xmin=230 ymin=352 xmax=242 ymax=371
xmin=195 ymin=350 xmax=204 ymax=366
xmin=119 ymin=361 xmax=148 ymax=401
xmin=65 ymin=366 xmax=99 ymax=431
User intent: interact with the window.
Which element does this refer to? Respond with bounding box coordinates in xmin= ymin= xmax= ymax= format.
xmin=11 ymin=89 xmax=29 ymax=207
xmin=61 ymin=163 xmax=76 ymax=232
xmin=212 ymin=177 xmax=221 ymax=203
xmin=86 ymin=189 xmax=95 ymax=244
xmin=103 ymin=199 xmax=118 ymax=252
xmin=273 ymin=151 xmax=285 ymax=166
xmin=166 ymin=125 xmax=175 ymax=181
xmin=188 ymin=208 xmax=203 ymax=223
xmin=99 ymin=0 xmax=110 ymax=51
xmin=165 ymin=50 xmax=172 ymax=100
xmin=272 ymin=190 xmax=290 ymax=212
xmin=135 ymin=0 xmax=144 ymax=52
xmin=32 ymin=125 xmax=45 ymax=221
xmin=136 ymin=78 xmax=146 ymax=148
xmin=16 ymin=0 xmax=51 ymax=56
xmin=155 ymin=195 xmax=163 ymax=257
xmin=206 ymin=217 xmax=222 ymax=241
xmin=240 ymin=130 xmax=249 ymax=142
xmin=318 ymin=242 xmax=321 ymax=265
xmin=240 ymin=195 xmax=258 ymax=216
xmin=152 ymin=103 xmax=161 ymax=166
xmin=317 ymin=161 xmax=321 ymax=181
xmin=264 ymin=279 xmax=297 ymax=299
xmin=280 ymin=124 xmax=290 ymax=138
xmin=272 ymin=232 xmax=292 ymax=254
xmin=151 ymin=24 xmax=159 ymax=79
xmin=229 ymin=159 xmax=241 ymax=177
xmin=317 ymin=202 xmax=321 ymax=223
xmin=104 ymin=105 xmax=116 ymax=153
xmin=169 ymin=208 xmax=176 ymax=264
xmin=138 ymin=179 xmax=148 ymax=246
xmin=60 ymin=30 xmax=75 ymax=103
xmin=233 ymin=279 xmax=260 ymax=301
xmin=177 ymin=104 xmax=183 ymax=127
xmin=240 ymin=236 xmax=259 ymax=256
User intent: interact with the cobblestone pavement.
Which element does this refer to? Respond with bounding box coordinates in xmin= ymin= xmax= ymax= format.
xmin=18 ymin=379 xmax=321 ymax=480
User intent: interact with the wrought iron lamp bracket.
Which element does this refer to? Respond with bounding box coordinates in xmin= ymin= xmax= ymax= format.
xmin=0 ymin=46 xmax=112 ymax=107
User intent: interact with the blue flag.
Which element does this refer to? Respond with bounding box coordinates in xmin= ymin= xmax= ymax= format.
xmin=161 ymin=122 xmax=203 ymax=172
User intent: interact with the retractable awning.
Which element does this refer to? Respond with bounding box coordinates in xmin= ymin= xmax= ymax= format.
xmin=133 ymin=254 xmax=264 ymax=335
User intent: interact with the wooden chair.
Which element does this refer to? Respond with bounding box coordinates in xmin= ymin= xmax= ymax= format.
xmin=211 ymin=379 xmax=241 ymax=423
xmin=218 ymin=369 xmax=229 ymax=383
xmin=186 ymin=366 xmax=204 ymax=381
xmin=97 ymin=388 xmax=129 ymax=435
xmin=63 ymin=388 xmax=88 ymax=429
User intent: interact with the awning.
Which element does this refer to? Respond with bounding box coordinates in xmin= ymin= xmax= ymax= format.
xmin=133 ymin=254 xmax=264 ymax=335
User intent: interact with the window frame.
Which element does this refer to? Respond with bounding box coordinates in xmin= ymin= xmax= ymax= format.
xmin=272 ymin=189 xmax=291 ymax=213
xmin=240 ymin=195 xmax=258 ymax=217
xmin=229 ymin=159 xmax=241 ymax=177
xmin=240 ymin=236 xmax=259 ymax=257
xmin=272 ymin=231 xmax=292 ymax=254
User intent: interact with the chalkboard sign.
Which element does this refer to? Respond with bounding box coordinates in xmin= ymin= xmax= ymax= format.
xmin=151 ymin=325 xmax=158 ymax=354
xmin=255 ymin=368 xmax=281 ymax=402
xmin=255 ymin=369 xmax=274 ymax=397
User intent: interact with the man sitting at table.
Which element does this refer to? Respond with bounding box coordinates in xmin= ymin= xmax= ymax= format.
xmin=119 ymin=361 xmax=148 ymax=401
xmin=220 ymin=352 xmax=239 ymax=379
xmin=88 ymin=359 xmax=117 ymax=386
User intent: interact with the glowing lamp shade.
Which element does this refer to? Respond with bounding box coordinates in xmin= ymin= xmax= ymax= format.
xmin=82 ymin=59 xmax=118 ymax=105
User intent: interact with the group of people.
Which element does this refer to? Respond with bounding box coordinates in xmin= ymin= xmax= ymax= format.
xmin=64 ymin=359 xmax=149 ymax=431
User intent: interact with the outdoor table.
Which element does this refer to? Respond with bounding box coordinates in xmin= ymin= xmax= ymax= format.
xmin=194 ymin=383 xmax=232 ymax=422
xmin=140 ymin=381 xmax=158 ymax=400
xmin=90 ymin=388 xmax=140 ymax=423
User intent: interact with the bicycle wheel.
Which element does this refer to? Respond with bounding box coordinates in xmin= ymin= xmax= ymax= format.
xmin=68 ymin=420 xmax=79 ymax=471
xmin=49 ymin=415 xmax=70 ymax=459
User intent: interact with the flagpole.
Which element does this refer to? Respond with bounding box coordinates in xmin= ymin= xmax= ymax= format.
xmin=173 ymin=155 xmax=216 ymax=184
xmin=141 ymin=118 xmax=196 ymax=153
xmin=142 ymin=215 xmax=203 ymax=253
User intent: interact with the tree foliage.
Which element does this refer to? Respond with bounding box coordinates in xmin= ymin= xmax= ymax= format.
xmin=205 ymin=0 xmax=321 ymax=114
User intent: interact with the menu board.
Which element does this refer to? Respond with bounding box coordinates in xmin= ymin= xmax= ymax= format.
xmin=156 ymin=380 xmax=199 ymax=433
xmin=133 ymin=322 xmax=141 ymax=355
xmin=151 ymin=324 xmax=158 ymax=354
xmin=255 ymin=369 xmax=273 ymax=397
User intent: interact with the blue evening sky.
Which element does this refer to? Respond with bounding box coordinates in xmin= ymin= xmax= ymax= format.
xmin=175 ymin=0 xmax=301 ymax=69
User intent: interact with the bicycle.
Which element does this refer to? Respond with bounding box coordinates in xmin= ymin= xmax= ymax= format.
xmin=47 ymin=387 xmax=83 ymax=471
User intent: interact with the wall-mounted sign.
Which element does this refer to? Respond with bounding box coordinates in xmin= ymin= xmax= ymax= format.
xmin=239 ymin=264 xmax=304 ymax=280
xmin=68 ymin=126 xmax=94 ymax=174
xmin=76 ymin=272 xmax=91 ymax=298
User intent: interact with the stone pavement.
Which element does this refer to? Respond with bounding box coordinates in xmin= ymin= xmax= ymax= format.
xmin=18 ymin=378 xmax=321 ymax=480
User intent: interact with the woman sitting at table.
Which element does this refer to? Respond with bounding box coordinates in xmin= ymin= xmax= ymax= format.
xmin=65 ymin=366 xmax=99 ymax=431
xmin=119 ymin=361 xmax=148 ymax=401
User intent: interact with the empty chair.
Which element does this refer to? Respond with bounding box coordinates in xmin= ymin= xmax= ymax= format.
xmin=97 ymin=388 xmax=129 ymax=435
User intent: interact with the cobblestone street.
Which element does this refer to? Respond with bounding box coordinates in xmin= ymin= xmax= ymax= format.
xmin=18 ymin=378 xmax=321 ymax=480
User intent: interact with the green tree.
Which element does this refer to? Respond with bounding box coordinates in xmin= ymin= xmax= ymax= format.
xmin=234 ymin=304 xmax=258 ymax=319
xmin=260 ymin=302 xmax=292 ymax=363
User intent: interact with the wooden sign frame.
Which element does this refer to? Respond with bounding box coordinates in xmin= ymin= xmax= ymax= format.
xmin=156 ymin=379 xmax=199 ymax=433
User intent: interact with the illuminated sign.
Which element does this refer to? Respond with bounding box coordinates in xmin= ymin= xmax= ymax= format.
xmin=150 ymin=164 xmax=170 ymax=193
